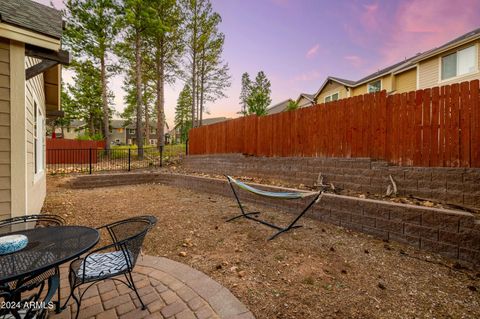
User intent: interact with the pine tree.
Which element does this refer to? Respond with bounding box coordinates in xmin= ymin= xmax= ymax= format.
xmin=174 ymin=84 xmax=193 ymax=143
xmin=63 ymin=0 xmax=120 ymax=149
xmin=246 ymin=71 xmax=272 ymax=116
xmin=147 ymin=0 xmax=185 ymax=150
xmin=239 ymin=72 xmax=251 ymax=115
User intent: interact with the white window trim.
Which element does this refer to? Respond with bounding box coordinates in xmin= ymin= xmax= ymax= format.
xmin=324 ymin=91 xmax=340 ymax=103
xmin=438 ymin=43 xmax=479 ymax=84
xmin=33 ymin=99 xmax=45 ymax=183
xmin=367 ymin=79 xmax=382 ymax=93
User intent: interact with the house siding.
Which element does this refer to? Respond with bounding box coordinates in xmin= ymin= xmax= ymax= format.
xmin=418 ymin=40 xmax=480 ymax=89
xmin=395 ymin=68 xmax=417 ymax=93
xmin=298 ymin=96 xmax=313 ymax=108
xmin=0 ymin=38 xmax=10 ymax=221
xmin=25 ymin=57 xmax=46 ymax=215
xmin=315 ymin=82 xmax=349 ymax=104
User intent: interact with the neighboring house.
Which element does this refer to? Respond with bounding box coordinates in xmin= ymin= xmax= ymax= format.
xmin=309 ymin=27 xmax=480 ymax=105
xmin=170 ymin=117 xmax=230 ymax=144
xmin=53 ymin=119 xmax=86 ymax=139
xmin=110 ymin=120 xmax=169 ymax=146
xmin=296 ymin=93 xmax=316 ymax=108
xmin=266 ymin=99 xmax=292 ymax=115
xmin=0 ymin=0 xmax=69 ymax=219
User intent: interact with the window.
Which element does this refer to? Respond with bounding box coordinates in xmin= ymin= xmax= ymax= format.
xmin=34 ymin=102 xmax=44 ymax=176
xmin=324 ymin=92 xmax=339 ymax=103
xmin=441 ymin=45 xmax=476 ymax=80
xmin=117 ymin=128 xmax=124 ymax=133
xmin=367 ymin=80 xmax=381 ymax=93
xmin=130 ymin=129 xmax=136 ymax=134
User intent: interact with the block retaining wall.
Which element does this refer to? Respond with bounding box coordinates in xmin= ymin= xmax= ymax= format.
xmin=69 ymin=171 xmax=480 ymax=266
xmin=183 ymin=154 xmax=480 ymax=210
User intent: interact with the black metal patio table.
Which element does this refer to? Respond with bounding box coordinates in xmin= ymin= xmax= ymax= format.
xmin=0 ymin=226 xmax=99 ymax=319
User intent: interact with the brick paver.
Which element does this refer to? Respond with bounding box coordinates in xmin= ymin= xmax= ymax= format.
xmin=49 ymin=255 xmax=254 ymax=319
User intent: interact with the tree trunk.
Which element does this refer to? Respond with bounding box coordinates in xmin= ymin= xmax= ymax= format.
xmin=89 ymin=113 xmax=94 ymax=136
xmin=191 ymin=2 xmax=198 ymax=129
xmin=135 ymin=30 xmax=144 ymax=158
xmin=100 ymin=55 xmax=110 ymax=150
xmin=199 ymin=47 xmax=205 ymax=127
xmin=144 ymin=78 xmax=150 ymax=145
xmin=156 ymin=37 xmax=165 ymax=151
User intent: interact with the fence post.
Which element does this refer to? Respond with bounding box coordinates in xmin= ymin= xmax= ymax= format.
xmin=89 ymin=148 xmax=92 ymax=174
xmin=128 ymin=148 xmax=131 ymax=171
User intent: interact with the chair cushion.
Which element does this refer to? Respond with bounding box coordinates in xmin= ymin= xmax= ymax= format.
xmin=78 ymin=250 xmax=131 ymax=279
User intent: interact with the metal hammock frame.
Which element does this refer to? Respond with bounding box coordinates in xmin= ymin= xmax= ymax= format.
xmin=226 ymin=176 xmax=323 ymax=240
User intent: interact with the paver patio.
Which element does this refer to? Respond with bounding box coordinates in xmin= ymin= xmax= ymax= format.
xmin=50 ymin=255 xmax=254 ymax=319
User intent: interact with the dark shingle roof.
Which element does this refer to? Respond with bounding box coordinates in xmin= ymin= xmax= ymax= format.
xmin=329 ymin=77 xmax=356 ymax=86
xmin=267 ymin=99 xmax=292 ymax=115
xmin=0 ymin=0 xmax=63 ymax=39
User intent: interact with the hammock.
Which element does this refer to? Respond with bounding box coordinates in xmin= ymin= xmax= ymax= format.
xmin=226 ymin=176 xmax=318 ymax=200
xmin=225 ymin=175 xmax=323 ymax=240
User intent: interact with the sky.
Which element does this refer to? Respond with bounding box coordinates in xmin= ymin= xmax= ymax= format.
xmin=35 ymin=0 xmax=480 ymax=128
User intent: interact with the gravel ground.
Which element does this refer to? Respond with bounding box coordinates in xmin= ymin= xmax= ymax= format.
xmin=44 ymin=176 xmax=480 ymax=319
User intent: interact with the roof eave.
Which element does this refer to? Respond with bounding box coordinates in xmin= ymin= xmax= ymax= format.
xmin=410 ymin=34 xmax=480 ymax=64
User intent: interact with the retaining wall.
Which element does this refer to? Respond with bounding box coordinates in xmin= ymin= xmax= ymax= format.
xmin=183 ymin=154 xmax=480 ymax=210
xmin=69 ymin=172 xmax=480 ymax=266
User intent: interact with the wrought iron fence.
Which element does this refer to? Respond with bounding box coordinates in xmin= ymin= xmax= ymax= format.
xmin=46 ymin=145 xmax=185 ymax=174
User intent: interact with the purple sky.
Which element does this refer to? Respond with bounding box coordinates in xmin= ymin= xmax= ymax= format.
xmin=35 ymin=0 xmax=480 ymax=127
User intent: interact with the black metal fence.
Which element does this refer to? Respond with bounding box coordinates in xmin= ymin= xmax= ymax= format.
xmin=46 ymin=146 xmax=184 ymax=174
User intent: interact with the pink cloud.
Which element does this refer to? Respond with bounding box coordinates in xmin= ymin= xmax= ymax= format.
xmin=292 ymin=70 xmax=321 ymax=82
xmin=361 ymin=3 xmax=380 ymax=30
xmin=306 ymin=44 xmax=320 ymax=59
xmin=344 ymin=55 xmax=365 ymax=68
xmin=379 ymin=0 xmax=480 ymax=66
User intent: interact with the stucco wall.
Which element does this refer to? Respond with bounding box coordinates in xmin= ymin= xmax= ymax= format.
xmin=418 ymin=41 xmax=480 ymax=89
xmin=25 ymin=57 xmax=46 ymax=214
xmin=0 ymin=38 xmax=11 ymax=221
xmin=315 ymin=82 xmax=349 ymax=104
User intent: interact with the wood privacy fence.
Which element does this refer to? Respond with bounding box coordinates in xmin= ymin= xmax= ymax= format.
xmin=46 ymin=139 xmax=106 ymax=164
xmin=188 ymin=80 xmax=480 ymax=167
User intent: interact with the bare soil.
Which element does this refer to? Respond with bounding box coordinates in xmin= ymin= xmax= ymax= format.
xmin=44 ymin=176 xmax=480 ymax=319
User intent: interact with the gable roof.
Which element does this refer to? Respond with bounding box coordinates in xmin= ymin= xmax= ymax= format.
xmin=312 ymin=26 xmax=480 ymax=101
xmin=410 ymin=27 xmax=480 ymax=63
xmin=295 ymin=92 xmax=315 ymax=104
xmin=0 ymin=0 xmax=63 ymax=39
xmin=266 ymin=99 xmax=292 ymax=115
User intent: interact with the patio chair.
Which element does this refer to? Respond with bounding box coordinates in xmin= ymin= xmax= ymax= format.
xmin=62 ymin=216 xmax=157 ymax=319
xmin=0 ymin=214 xmax=65 ymax=235
xmin=225 ymin=176 xmax=323 ymax=240
xmin=0 ymin=214 xmax=65 ymax=319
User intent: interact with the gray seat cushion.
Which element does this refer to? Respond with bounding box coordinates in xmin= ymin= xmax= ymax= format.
xmin=78 ymin=250 xmax=131 ymax=279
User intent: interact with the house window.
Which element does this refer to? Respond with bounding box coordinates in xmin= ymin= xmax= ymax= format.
xmin=130 ymin=129 xmax=136 ymax=134
xmin=441 ymin=45 xmax=476 ymax=80
xmin=117 ymin=128 xmax=124 ymax=133
xmin=367 ymin=80 xmax=381 ymax=93
xmin=324 ymin=92 xmax=339 ymax=103
xmin=34 ymin=102 xmax=44 ymax=176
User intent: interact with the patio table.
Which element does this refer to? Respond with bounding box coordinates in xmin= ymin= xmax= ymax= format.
xmin=0 ymin=226 xmax=99 ymax=318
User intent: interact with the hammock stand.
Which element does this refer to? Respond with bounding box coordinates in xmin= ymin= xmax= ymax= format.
xmin=225 ymin=176 xmax=323 ymax=240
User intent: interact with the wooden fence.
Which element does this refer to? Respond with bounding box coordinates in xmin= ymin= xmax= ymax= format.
xmin=46 ymin=139 xmax=105 ymax=164
xmin=188 ymin=80 xmax=480 ymax=167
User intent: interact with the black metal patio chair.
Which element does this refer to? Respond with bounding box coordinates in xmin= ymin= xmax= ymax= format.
xmin=0 ymin=214 xmax=65 ymax=319
xmin=0 ymin=214 xmax=65 ymax=235
xmin=62 ymin=216 xmax=157 ymax=319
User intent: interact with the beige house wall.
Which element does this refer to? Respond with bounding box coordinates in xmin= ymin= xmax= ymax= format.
xmin=315 ymin=82 xmax=349 ymax=104
xmin=25 ymin=57 xmax=46 ymax=215
xmin=0 ymin=38 xmax=11 ymax=221
xmin=298 ymin=96 xmax=314 ymax=108
xmin=418 ymin=40 xmax=480 ymax=89
xmin=395 ymin=68 xmax=417 ymax=93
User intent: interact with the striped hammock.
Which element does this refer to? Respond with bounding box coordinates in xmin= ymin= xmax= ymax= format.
xmin=226 ymin=176 xmax=318 ymax=200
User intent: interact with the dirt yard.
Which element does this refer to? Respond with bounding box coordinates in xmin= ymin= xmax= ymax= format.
xmin=44 ymin=176 xmax=480 ymax=319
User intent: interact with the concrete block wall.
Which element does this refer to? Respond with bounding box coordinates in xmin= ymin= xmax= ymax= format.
xmin=69 ymin=172 xmax=480 ymax=266
xmin=183 ymin=154 xmax=480 ymax=209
